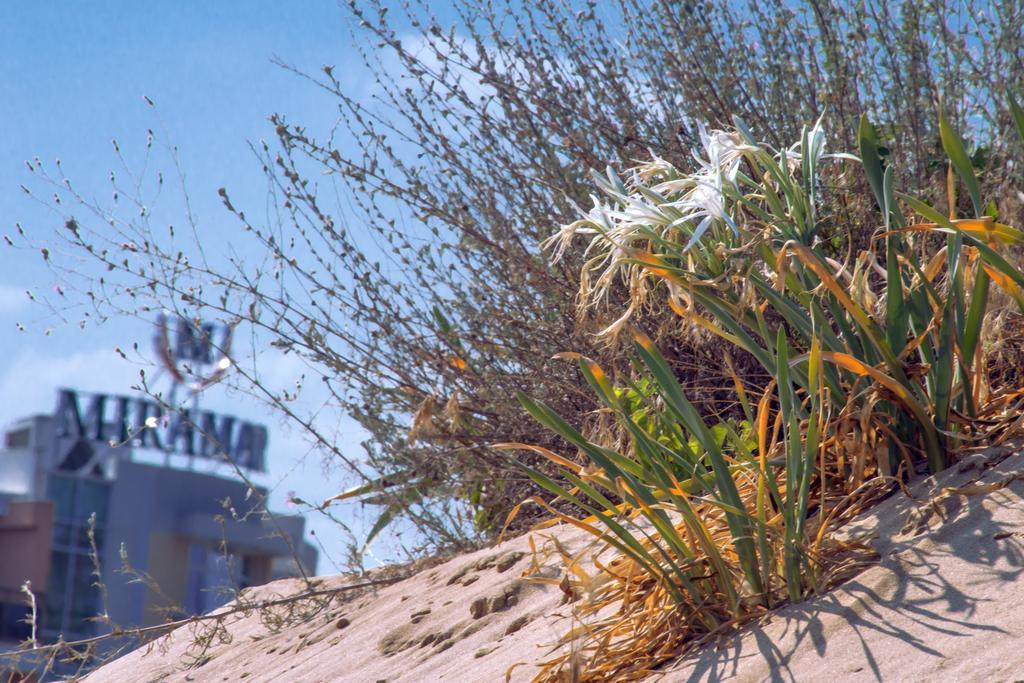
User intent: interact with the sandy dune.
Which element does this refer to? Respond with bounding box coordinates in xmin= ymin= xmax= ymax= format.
xmin=84 ymin=523 xmax=594 ymax=682
xmin=85 ymin=448 xmax=1024 ymax=682
xmin=661 ymin=448 xmax=1024 ymax=682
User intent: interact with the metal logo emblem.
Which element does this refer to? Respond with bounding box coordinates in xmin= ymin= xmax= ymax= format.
xmin=154 ymin=312 xmax=235 ymax=395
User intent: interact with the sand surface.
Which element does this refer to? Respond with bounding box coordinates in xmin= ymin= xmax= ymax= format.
xmin=84 ymin=522 xmax=594 ymax=683
xmin=660 ymin=448 xmax=1024 ymax=682
xmin=85 ymin=448 xmax=1024 ymax=682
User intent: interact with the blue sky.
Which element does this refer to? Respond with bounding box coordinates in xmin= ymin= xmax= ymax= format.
xmin=0 ymin=1 xmax=444 ymax=574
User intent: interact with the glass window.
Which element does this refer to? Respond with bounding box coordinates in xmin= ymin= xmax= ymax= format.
xmin=240 ymin=556 xmax=255 ymax=589
xmin=48 ymin=551 xmax=70 ymax=595
xmin=45 ymin=550 xmax=70 ymax=636
xmin=202 ymin=553 xmax=233 ymax=613
xmin=184 ymin=544 xmax=206 ymax=615
xmin=74 ymin=525 xmax=103 ymax=550
xmin=183 ymin=544 xmax=236 ymax=615
xmin=69 ymin=558 xmax=99 ymax=634
xmin=52 ymin=521 xmax=72 ymax=547
xmin=47 ymin=476 xmax=75 ymax=524
xmin=44 ymin=475 xmax=110 ymax=641
xmin=0 ymin=602 xmax=33 ymax=641
xmin=46 ymin=475 xmax=109 ymax=552
xmin=4 ymin=427 xmax=30 ymax=449
xmin=74 ymin=480 xmax=109 ymax=526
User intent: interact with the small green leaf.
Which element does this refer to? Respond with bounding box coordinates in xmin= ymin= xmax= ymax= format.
xmin=939 ymin=108 xmax=982 ymax=216
xmin=1008 ymin=90 xmax=1024 ymax=145
xmin=362 ymin=506 xmax=396 ymax=551
xmin=858 ymin=115 xmax=885 ymax=210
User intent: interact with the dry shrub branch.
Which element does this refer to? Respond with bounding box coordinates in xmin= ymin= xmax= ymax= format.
xmin=13 ymin=0 xmax=1024 ymax=557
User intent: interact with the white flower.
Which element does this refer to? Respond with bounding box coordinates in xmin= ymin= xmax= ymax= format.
xmin=639 ymin=125 xmax=755 ymax=252
xmin=541 ymin=196 xmax=607 ymax=263
xmin=668 ymin=174 xmax=738 ymax=251
xmin=542 ymin=114 xmax=841 ymax=337
xmin=784 ymin=113 xmax=828 ymax=170
xmin=694 ymin=122 xmax=753 ymax=185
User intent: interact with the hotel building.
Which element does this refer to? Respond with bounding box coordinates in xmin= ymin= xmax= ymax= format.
xmin=0 ymin=390 xmax=317 ymax=667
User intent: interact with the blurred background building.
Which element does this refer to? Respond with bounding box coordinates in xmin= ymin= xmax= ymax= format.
xmin=0 ymin=387 xmax=317 ymax=665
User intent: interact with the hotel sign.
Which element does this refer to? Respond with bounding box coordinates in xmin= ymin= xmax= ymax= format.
xmin=154 ymin=313 xmax=234 ymax=391
xmin=54 ymin=389 xmax=267 ymax=472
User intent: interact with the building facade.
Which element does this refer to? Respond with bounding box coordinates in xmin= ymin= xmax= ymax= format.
xmin=0 ymin=395 xmax=317 ymax=662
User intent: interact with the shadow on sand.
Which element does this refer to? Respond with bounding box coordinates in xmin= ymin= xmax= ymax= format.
xmin=666 ymin=452 xmax=1024 ymax=682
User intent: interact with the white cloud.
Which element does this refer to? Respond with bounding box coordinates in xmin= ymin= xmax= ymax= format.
xmin=0 ymin=284 xmax=30 ymax=316
xmin=0 ymin=345 xmax=143 ymax=429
